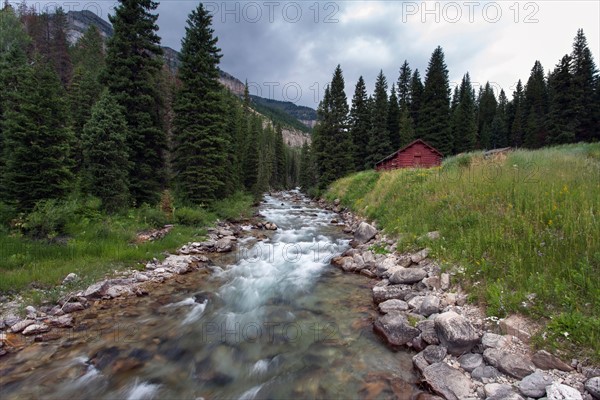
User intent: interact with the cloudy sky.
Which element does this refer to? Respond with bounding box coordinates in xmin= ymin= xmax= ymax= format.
xmin=155 ymin=1 xmax=599 ymax=108
xmin=35 ymin=1 xmax=600 ymax=108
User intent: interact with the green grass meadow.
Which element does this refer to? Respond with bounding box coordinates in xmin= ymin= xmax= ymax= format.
xmin=326 ymin=143 xmax=600 ymax=361
xmin=0 ymin=192 xmax=254 ymax=303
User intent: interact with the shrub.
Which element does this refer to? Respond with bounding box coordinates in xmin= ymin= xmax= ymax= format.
xmin=137 ymin=204 xmax=169 ymax=228
xmin=22 ymin=199 xmax=78 ymax=239
xmin=174 ymin=206 xmax=212 ymax=226
xmin=211 ymin=192 xmax=254 ymax=221
xmin=0 ymin=202 xmax=17 ymax=230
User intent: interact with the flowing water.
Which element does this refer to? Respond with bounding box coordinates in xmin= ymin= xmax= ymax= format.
xmin=0 ymin=192 xmax=419 ymax=399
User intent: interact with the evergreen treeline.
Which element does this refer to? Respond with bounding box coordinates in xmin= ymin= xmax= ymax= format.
xmin=304 ymin=30 xmax=599 ymax=191
xmin=0 ymin=2 xmax=299 ymax=216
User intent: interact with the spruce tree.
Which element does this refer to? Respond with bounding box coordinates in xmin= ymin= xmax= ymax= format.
xmin=509 ymin=80 xmax=525 ymax=147
xmin=104 ymin=0 xmax=166 ymax=205
xmin=0 ymin=5 xmax=31 ymax=194
xmin=68 ymin=26 xmax=106 ymax=171
xmin=419 ymin=46 xmax=452 ymax=155
xmin=547 ymin=55 xmax=576 ymax=144
xmin=523 ymin=61 xmax=548 ymax=148
xmin=571 ymin=29 xmax=598 ymax=142
xmin=172 ymin=2 xmax=228 ymax=205
xmin=272 ymin=125 xmax=286 ymax=189
xmin=243 ymin=114 xmax=261 ymax=195
xmin=397 ymin=60 xmax=412 ymax=110
xmin=387 ymin=84 xmax=401 ymax=149
xmin=3 ymin=57 xmax=73 ymax=211
xmin=477 ymin=82 xmax=497 ymax=149
xmin=452 ymin=73 xmax=477 ymax=153
xmin=314 ymin=66 xmax=353 ymax=188
xmin=490 ymin=90 xmax=509 ymax=148
xmin=367 ymin=70 xmax=392 ymax=166
xmin=410 ymin=69 xmax=424 ymax=135
xmin=82 ymin=91 xmax=130 ymax=212
xmin=398 ymin=107 xmax=415 ymax=147
xmin=349 ymin=76 xmax=370 ymax=170
xmin=299 ymin=142 xmax=316 ymax=190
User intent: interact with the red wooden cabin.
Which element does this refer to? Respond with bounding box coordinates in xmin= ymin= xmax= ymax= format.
xmin=375 ymin=139 xmax=443 ymax=171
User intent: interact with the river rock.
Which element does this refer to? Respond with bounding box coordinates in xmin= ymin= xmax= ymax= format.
xmin=545 ymin=383 xmax=583 ymax=400
xmin=10 ymin=319 xmax=35 ymax=333
xmin=423 ymin=345 xmax=447 ymax=364
xmin=360 ymin=269 xmax=375 ymax=278
xmin=440 ymin=273 xmax=450 ymax=290
xmin=22 ymin=324 xmax=50 ymax=335
xmin=362 ymin=250 xmax=375 ymax=265
xmin=420 ymin=295 xmax=440 ymax=316
xmin=532 ymin=350 xmax=573 ymax=372
xmin=417 ymin=320 xmax=440 ymax=345
xmin=434 ymin=311 xmax=480 ymax=355
xmin=62 ymin=302 xmax=85 ymax=313
xmin=485 ymin=383 xmax=523 ymax=400
xmin=215 ymin=238 xmax=234 ymax=252
xmin=471 ymin=365 xmax=500 ymax=382
xmin=379 ymin=299 xmax=409 ymax=314
xmin=518 ymin=371 xmax=553 ymax=398
xmin=408 ymin=295 xmax=425 ymax=310
xmin=459 ymin=353 xmax=483 ymax=372
xmin=585 ymin=377 xmax=600 ymax=399
xmin=413 ymin=351 xmax=430 ymax=374
xmin=483 ymin=348 xmax=535 ymax=379
xmin=411 ymin=248 xmax=430 ymax=263
xmin=264 ymin=222 xmax=278 ymax=230
xmin=373 ymin=313 xmax=420 ymax=346
xmin=422 ymin=362 xmax=472 ymax=400
xmin=354 ymin=222 xmax=377 ymax=244
xmin=481 ymin=332 xmax=508 ymax=349
xmin=217 ymin=229 xmax=234 ymax=237
xmin=83 ymin=280 xmax=110 ymax=298
xmin=372 ymin=284 xmax=414 ymax=304
xmin=49 ymin=314 xmax=74 ymax=328
xmin=62 ymin=273 xmax=79 ymax=285
xmin=105 ymin=285 xmax=133 ymax=298
xmin=25 ymin=306 xmax=36 ymax=318
xmin=389 ymin=268 xmax=427 ymax=284
xmin=500 ymin=314 xmax=534 ymax=343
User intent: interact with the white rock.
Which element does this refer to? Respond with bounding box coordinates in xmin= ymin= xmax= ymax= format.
xmin=546 ymin=383 xmax=583 ymax=400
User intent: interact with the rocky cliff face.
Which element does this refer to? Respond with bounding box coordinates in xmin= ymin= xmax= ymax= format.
xmin=218 ymin=71 xmax=245 ymax=96
xmin=66 ymin=10 xmax=112 ymax=44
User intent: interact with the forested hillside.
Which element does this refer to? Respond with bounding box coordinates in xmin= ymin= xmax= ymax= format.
xmin=0 ymin=2 xmax=299 ymax=222
xmin=302 ymin=32 xmax=599 ymax=192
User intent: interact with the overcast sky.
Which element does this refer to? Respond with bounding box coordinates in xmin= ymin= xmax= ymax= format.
xmin=32 ymin=1 xmax=600 ymax=108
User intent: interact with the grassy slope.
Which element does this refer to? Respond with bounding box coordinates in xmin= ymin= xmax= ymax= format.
xmin=326 ymin=143 xmax=600 ymax=362
xmin=0 ymin=193 xmax=254 ymax=304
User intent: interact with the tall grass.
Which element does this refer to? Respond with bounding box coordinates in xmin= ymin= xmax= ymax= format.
xmin=326 ymin=143 xmax=600 ymax=361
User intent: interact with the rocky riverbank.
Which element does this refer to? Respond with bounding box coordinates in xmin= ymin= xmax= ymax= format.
xmin=320 ymin=197 xmax=599 ymax=400
xmin=0 ymin=217 xmax=279 ymax=357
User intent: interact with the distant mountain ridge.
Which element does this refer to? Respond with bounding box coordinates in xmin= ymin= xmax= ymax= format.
xmin=65 ymin=10 xmax=316 ymax=135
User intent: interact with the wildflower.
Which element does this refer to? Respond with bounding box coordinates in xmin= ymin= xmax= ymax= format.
xmin=548 ymin=219 xmax=553 ymax=226
xmin=563 ymin=331 xmax=569 ymax=338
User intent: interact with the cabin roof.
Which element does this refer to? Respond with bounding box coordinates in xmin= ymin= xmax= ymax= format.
xmin=374 ymin=139 xmax=443 ymax=166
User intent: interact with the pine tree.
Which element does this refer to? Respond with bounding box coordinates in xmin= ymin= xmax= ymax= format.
xmin=3 ymin=57 xmax=73 ymax=211
xmin=398 ymin=107 xmax=415 ymax=147
xmin=243 ymin=114 xmax=261 ymax=195
xmin=314 ymin=65 xmax=353 ymax=188
xmin=547 ymin=55 xmax=576 ymax=144
xmin=571 ymin=29 xmax=599 ymax=142
xmin=272 ymin=124 xmax=286 ymax=189
xmin=419 ymin=46 xmax=452 ymax=155
xmin=477 ymin=82 xmax=497 ymax=149
xmin=509 ymin=80 xmax=525 ymax=147
xmin=397 ymin=60 xmax=412 ymax=110
xmin=490 ymin=90 xmax=509 ymax=148
xmin=48 ymin=8 xmax=72 ymax=87
xmin=172 ymin=3 xmax=228 ymax=205
xmin=81 ymin=91 xmax=130 ymax=212
xmin=452 ymin=73 xmax=477 ymax=153
xmin=410 ymin=69 xmax=424 ymax=135
xmin=523 ymin=61 xmax=548 ymax=148
xmin=104 ymin=0 xmax=166 ymax=205
xmin=299 ymin=142 xmax=316 ymax=190
xmin=367 ymin=70 xmax=392 ymax=166
xmin=68 ymin=26 xmax=106 ymax=171
xmin=0 ymin=5 xmax=31 ymax=194
xmin=349 ymin=76 xmax=370 ymax=170
xmin=387 ymin=84 xmax=401 ymax=150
